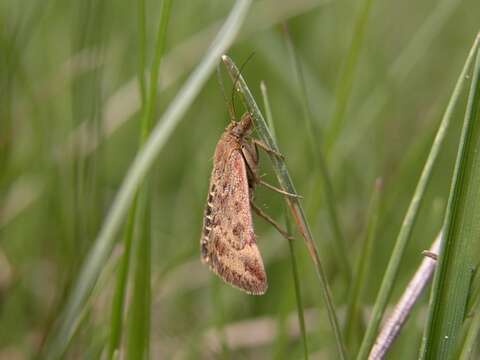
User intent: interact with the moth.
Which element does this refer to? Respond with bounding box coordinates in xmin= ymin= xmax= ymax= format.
xmin=200 ymin=112 xmax=267 ymax=295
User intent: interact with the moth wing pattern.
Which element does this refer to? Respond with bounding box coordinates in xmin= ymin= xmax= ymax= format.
xmin=201 ymin=147 xmax=267 ymax=295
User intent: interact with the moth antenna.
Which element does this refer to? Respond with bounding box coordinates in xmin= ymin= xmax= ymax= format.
xmin=229 ymin=52 xmax=256 ymax=121
xmin=216 ymin=64 xmax=236 ymax=122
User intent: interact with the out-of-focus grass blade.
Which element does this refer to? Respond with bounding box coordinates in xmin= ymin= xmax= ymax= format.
xmin=281 ymin=22 xmax=351 ymax=281
xmin=126 ymin=191 xmax=152 ymax=359
xmin=422 ymin=44 xmax=480 ymax=360
xmin=458 ymin=309 xmax=480 ymax=359
xmin=107 ymin=0 xmax=152 ymax=355
xmin=332 ymin=0 xmax=463 ymax=168
xmin=44 ymin=1 xmax=252 ymax=357
xmin=453 ymin=262 xmax=480 ymax=358
xmin=124 ymin=0 xmax=172 ymax=357
xmin=325 ymin=0 xmax=376 ymax=154
xmin=261 ymin=81 xmax=309 ymax=360
xmin=107 ymin=198 xmax=137 ymax=358
xmin=222 ymin=54 xmax=347 ymax=360
xmin=344 ymin=178 xmax=382 ymax=354
xmin=357 ymin=33 xmax=480 ymax=360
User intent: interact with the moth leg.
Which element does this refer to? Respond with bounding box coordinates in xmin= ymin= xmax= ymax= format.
xmin=258 ymin=179 xmax=303 ymax=199
xmin=252 ymin=138 xmax=284 ymax=159
xmin=241 ymin=141 xmax=301 ymax=198
xmin=250 ymin=201 xmax=294 ymax=241
xmin=241 ymin=141 xmax=259 ymax=190
xmin=241 ymin=141 xmax=259 ymax=174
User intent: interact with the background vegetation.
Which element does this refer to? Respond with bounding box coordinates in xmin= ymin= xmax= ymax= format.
xmin=1 ymin=0 xmax=479 ymax=358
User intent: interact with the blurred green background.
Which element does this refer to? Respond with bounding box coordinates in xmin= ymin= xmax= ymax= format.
xmin=1 ymin=0 xmax=479 ymax=358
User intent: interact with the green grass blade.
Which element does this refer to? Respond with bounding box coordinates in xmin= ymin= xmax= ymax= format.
xmin=261 ymin=81 xmax=309 ymax=359
xmin=458 ymin=309 xmax=480 ymax=360
xmin=222 ymin=55 xmax=347 ymax=360
xmin=108 ymin=0 xmax=171 ymax=356
xmin=125 ymin=0 xmax=172 ymax=357
xmin=344 ymin=178 xmax=382 ymax=354
xmin=325 ymin=0 xmax=375 ymax=153
xmin=107 ymin=198 xmax=138 ymax=358
xmin=281 ymin=22 xmax=351 ymax=281
xmin=106 ymin=0 xmax=153 ymax=355
xmin=332 ymin=0 xmax=463 ymax=166
xmin=137 ymin=0 xmax=147 ymax=109
xmin=44 ymin=1 xmax=252 ymax=357
xmin=357 ymin=33 xmax=480 ymax=360
xmin=453 ymin=255 xmax=480 ymax=358
xmin=371 ymin=231 xmax=442 ymax=358
xmin=422 ymin=42 xmax=480 ymax=360
xmin=140 ymin=0 xmax=172 ymax=141
xmin=126 ymin=191 xmax=152 ymax=360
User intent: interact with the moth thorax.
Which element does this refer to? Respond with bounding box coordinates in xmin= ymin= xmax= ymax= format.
xmin=230 ymin=112 xmax=253 ymax=138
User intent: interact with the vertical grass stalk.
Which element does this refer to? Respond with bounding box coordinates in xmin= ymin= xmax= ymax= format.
xmin=107 ymin=0 xmax=150 ymax=356
xmin=107 ymin=199 xmax=138 ymax=358
xmin=281 ymin=22 xmax=351 ymax=281
xmin=370 ymin=231 xmax=442 ymax=359
xmin=45 ymin=1 xmax=252 ymax=357
xmin=125 ymin=0 xmax=172 ymax=357
xmin=422 ymin=42 xmax=480 ymax=360
xmin=222 ymin=55 xmax=347 ymax=360
xmin=458 ymin=309 xmax=480 ymax=360
xmin=344 ymin=178 xmax=382 ymax=354
xmin=325 ymin=0 xmax=376 ymax=153
xmin=357 ymin=33 xmax=480 ymax=360
xmin=261 ymin=81 xmax=309 ymax=359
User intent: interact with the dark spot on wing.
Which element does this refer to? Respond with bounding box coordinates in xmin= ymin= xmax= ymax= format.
xmin=215 ymin=237 xmax=227 ymax=256
xmin=232 ymin=223 xmax=244 ymax=236
xmin=243 ymin=257 xmax=265 ymax=282
xmin=234 ymin=201 xmax=242 ymax=212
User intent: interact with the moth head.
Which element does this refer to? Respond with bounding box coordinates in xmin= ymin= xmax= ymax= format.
xmin=230 ymin=112 xmax=253 ymax=138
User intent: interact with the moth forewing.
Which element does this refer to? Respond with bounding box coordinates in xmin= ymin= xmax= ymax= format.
xmin=200 ymin=113 xmax=268 ymax=295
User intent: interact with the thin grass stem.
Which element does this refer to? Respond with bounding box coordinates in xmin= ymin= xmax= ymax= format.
xmin=458 ymin=309 xmax=480 ymax=360
xmin=357 ymin=33 xmax=480 ymax=360
xmin=222 ymin=54 xmax=347 ymax=360
xmin=44 ymin=2 xmax=252 ymax=357
xmin=107 ymin=198 xmax=138 ymax=358
xmin=281 ymin=22 xmax=351 ymax=281
xmin=344 ymin=178 xmax=382 ymax=354
xmin=421 ymin=38 xmax=480 ymax=360
xmin=369 ymin=231 xmax=442 ymax=359
xmin=107 ymin=0 xmax=150 ymax=356
xmin=261 ymin=81 xmax=309 ymax=359
xmin=325 ymin=0 xmax=376 ymax=153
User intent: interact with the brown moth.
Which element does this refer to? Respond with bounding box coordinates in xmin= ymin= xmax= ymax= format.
xmin=200 ymin=112 xmax=267 ymax=295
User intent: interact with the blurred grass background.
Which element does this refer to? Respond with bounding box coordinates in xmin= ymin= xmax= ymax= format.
xmin=1 ymin=0 xmax=479 ymax=358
